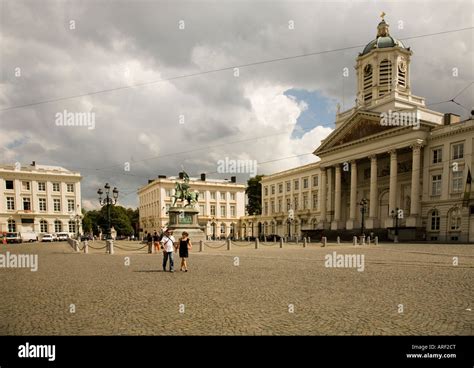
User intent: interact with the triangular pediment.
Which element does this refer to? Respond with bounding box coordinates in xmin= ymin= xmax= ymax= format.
xmin=314 ymin=110 xmax=423 ymax=155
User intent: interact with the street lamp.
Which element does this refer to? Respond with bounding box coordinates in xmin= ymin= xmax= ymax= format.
xmin=359 ymin=198 xmax=368 ymax=237
xmin=391 ymin=208 xmax=400 ymax=243
xmin=98 ymin=183 xmax=119 ymax=240
xmin=287 ymin=209 xmax=294 ymax=240
xmin=70 ymin=205 xmax=82 ymax=240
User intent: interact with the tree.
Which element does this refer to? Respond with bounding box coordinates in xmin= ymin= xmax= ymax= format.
xmin=82 ymin=206 xmax=138 ymax=237
xmin=246 ymin=175 xmax=264 ymax=215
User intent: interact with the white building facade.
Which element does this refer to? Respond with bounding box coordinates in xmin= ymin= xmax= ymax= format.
xmin=138 ymin=174 xmax=246 ymax=239
xmin=0 ymin=162 xmax=82 ymax=236
xmin=249 ymin=16 xmax=474 ymax=242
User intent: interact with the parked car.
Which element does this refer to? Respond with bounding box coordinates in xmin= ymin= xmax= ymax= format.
xmin=21 ymin=231 xmax=38 ymax=242
xmin=55 ymin=232 xmax=69 ymax=241
xmin=80 ymin=234 xmax=93 ymax=241
xmin=39 ymin=233 xmax=54 ymax=242
xmin=6 ymin=232 xmax=22 ymax=244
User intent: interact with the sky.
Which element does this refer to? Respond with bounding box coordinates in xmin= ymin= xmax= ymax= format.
xmin=0 ymin=0 xmax=473 ymax=209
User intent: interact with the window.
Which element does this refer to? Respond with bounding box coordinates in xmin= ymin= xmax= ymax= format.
xmin=264 ymin=202 xmax=268 ymax=215
xmin=230 ymin=193 xmax=235 ymax=201
xmin=452 ymin=170 xmax=464 ymax=193
xmin=165 ymin=204 xmax=170 ymax=213
xmin=69 ymin=220 xmax=76 ymax=233
xmin=7 ymin=219 xmax=16 ymax=232
xmin=430 ymin=210 xmax=440 ymax=231
xmin=39 ymin=198 xmax=47 ymax=212
xmin=67 ymin=183 xmax=74 ymax=193
xmin=230 ymin=205 xmax=236 ymax=217
xmin=6 ymin=197 xmax=15 ymax=210
xmin=53 ymin=198 xmax=61 ymax=212
xmin=313 ymin=175 xmax=319 ymax=187
xmin=23 ymin=197 xmax=31 ymax=211
xmin=303 ymin=178 xmax=308 ymax=189
xmin=38 ymin=182 xmax=46 ymax=191
xmin=313 ymin=194 xmax=318 ymax=210
xmin=210 ymin=192 xmax=216 ymax=200
xmin=294 ymin=180 xmax=299 ymax=190
xmin=52 ymin=182 xmax=60 ymax=192
xmin=432 ymin=148 xmax=442 ymax=164
xmin=210 ymin=205 xmax=216 ymax=216
xmin=220 ymin=205 xmax=226 ymax=217
xmin=199 ymin=205 xmax=205 ymax=215
xmin=378 ymin=59 xmax=392 ymax=97
xmin=431 ymin=175 xmax=442 ymax=196
xmin=22 ymin=181 xmax=30 ymax=191
xmin=286 ymin=198 xmax=291 ymax=211
xmin=278 ymin=183 xmax=283 ymax=193
xmin=5 ymin=180 xmax=14 ymax=190
xmin=40 ymin=220 xmax=48 ymax=233
xmin=264 ymin=187 xmax=268 ymax=196
xmin=448 ymin=208 xmax=461 ymax=231
xmin=54 ymin=220 xmax=62 ymax=233
xmin=200 ymin=192 xmax=206 ymax=200
xmin=271 ymin=200 xmax=275 ymax=214
xmin=294 ymin=196 xmax=299 ymax=210
xmin=271 ymin=185 xmax=275 ymax=195
xmin=165 ymin=189 xmax=171 ymax=197
xmin=220 ymin=192 xmax=226 ymax=201
xmin=452 ymin=143 xmax=464 ymax=160
xmin=303 ymin=194 xmax=308 ymax=209
xmin=220 ymin=223 xmax=226 ymax=234
xmin=286 ymin=182 xmax=291 ymax=192
xmin=278 ymin=199 xmax=282 ymax=213
xmin=68 ymin=199 xmax=75 ymax=212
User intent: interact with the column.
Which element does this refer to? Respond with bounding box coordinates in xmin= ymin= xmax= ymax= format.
xmin=407 ymin=143 xmax=422 ymax=226
xmin=385 ymin=149 xmax=398 ymax=228
xmin=332 ymin=164 xmax=342 ymax=230
xmin=366 ymin=155 xmax=379 ymax=229
xmin=319 ymin=168 xmax=327 ymax=224
xmin=327 ymin=167 xmax=333 ymax=215
xmin=346 ymin=160 xmax=358 ymax=229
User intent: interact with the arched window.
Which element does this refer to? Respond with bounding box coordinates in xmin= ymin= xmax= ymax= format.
xmin=7 ymin=219 xmax=16 ymax=232
xmin=54 ymin=220 xmax=62 ymax=233
xmin=379 ymin=59 xmax=392 ymax=97
xmin=230 ymin=223 xmax=235 ymax=236
xmin=40 ymin=220 xmax=48 ymax=233
xmin=430 ymin=210 xmax=440 ymax=231
xmin=448 ymin=208 xmax=461 ymax=231
xmin=363 ymin=64 xmax=373 ymax=102
xmin=69 ymin=220 xmax=76 ymax=233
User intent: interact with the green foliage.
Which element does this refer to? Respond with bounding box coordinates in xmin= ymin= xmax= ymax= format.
xmin=82 ymin=206 xmax=139 ymax=236
xmin=246 ymin=175 xmax=264 ymax=215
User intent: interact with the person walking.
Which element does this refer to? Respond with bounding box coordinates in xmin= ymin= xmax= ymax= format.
xmin=178 ymin=231 xmax=192 ymax=272
xmin=160 ymin=229 xmax=176 ymax=272
xmin=153 ymin=231 xmax=160 ymax=252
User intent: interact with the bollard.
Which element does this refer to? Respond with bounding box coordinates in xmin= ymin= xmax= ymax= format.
xmin=296 ymin=237 xmax=299 ymax=245
xmin=264 ymin=236 xmax=267 ymax=243
xmin=227 ymin=239 xmax=231 ymax=251
xmin=107 ymin=239 xmax=114 ymax=254
xmin=360 ymin=235 xmax=365 ymax=246
xmin=308 ymin=237 xmax=311 ymax=243
xmin=199 ymin=240 xmax=203 ymax=252
xmin=367 ymin=236 xmax=371 ymax=246
xmin=255 ymin=239 xmax=259 ymax=249
xmin=353 ymin=236 xmax=358 ymax=246
xmin=303 ymin=237 xmax=307 ymax=248
xmin=83 ymin=240 xmax=88 ymax=254
xmin=279 ymin=238 xmax=283 ymax=248
xmin=322 ymin=236 xmax=327 ymax=247
xmin=337 ymin=236 xmax=340 ymax=245
xmin=273 ymin=236 xmax=276 ymax=243
xmin=375 ymin=236 xmax=378 ymax=246
xmin=73 ymin=240 xmax=78 ymax=252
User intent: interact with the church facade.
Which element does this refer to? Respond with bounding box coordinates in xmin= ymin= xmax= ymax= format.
xmin=242 ymin=16 xmax=474 ymax=242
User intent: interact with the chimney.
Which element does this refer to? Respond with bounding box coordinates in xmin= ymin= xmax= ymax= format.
xmin=231 ymin=176 xmax=236 ymax=183
xmin=179 ymin=172 xmax=184 ymax=179
xmin=201 ymin=173 xmax=206 ymax=181
xmin=444 ymin=113 xmax=461 ymax=125
xmin=31 ymin=161 xmax=36 ymax=167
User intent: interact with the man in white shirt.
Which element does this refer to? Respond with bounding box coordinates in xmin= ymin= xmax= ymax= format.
xmin=160 ymin=229 xmax=176 ymax=272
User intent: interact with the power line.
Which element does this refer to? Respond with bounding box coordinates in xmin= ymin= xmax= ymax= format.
xmin=1 ymin=26 xmax=472 ymax=112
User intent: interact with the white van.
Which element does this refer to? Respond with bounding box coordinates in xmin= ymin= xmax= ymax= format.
xmin=21 ymin=231 xmax=37 ymax=242
xmin=39 ymin=233 xmax=54 ymax=242
xmin=56 ymin=232 xmax=69 ymax=241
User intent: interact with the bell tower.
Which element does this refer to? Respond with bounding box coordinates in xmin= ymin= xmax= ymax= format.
xmin=355 ymin=13 xmax=413 ymax=108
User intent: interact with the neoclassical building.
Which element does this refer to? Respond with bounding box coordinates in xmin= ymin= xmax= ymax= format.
xmin=244 ymin=16 xmax=474 ymax=242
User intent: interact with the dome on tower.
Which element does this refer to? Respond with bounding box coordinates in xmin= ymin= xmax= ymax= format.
xmin=361 ymin=15 xmax=408 ymax=55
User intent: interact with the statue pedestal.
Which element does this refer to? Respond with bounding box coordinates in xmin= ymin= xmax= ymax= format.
xmin=168 ymin=207 xmax=205 ymax=242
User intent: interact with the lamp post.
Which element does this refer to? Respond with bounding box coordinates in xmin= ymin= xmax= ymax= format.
xmin=97 ymin=183 xmax=118 ymax=240
xmin=70 ymin=205 xmax=82 ymax=240
xmin=359 ymin=198 xmax=368 ymax=237
xmin=287 ymin=209 xmax=294 ymax=241
xmin=391 ymin=208 xmax=400 ymax=243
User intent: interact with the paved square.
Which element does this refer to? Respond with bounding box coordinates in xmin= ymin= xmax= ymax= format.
xmin=0 ymin=241 xmax=472 ymax=335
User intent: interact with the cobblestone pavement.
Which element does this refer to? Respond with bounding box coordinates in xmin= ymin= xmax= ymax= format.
xmin=0 ymin=240 xmax=472 ymax=335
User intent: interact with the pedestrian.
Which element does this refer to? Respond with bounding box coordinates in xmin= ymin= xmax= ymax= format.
xmin=153 ymin=230 xmax=160 ymax=252
xmin=179 ymin=231 xmax=192 ymax=272
xmin=160 ymin=229 xmax=176 ymax=272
